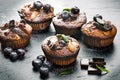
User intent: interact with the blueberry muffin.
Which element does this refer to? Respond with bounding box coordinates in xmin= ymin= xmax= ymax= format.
xmin=81 ymin=14 xmax=117 ymax=48
xmin=0 ymin=20 xmax=32 ymax=49
xmin=53 ymin=6 xmax=87 ymax=36
xmin=18 ymin=1 xmax=54 ymax=32
xmin=41 ymin=34 xmax=80 ymax=66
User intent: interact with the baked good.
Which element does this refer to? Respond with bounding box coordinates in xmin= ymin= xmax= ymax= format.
xmin=41 ymin=34 xmax=80 ymax=66
xmin=0 ymin=20 xmax=32 ymax=49
xmin=18 ymin=1 xmax=54 ymax=32
xmin=81 ymin=14 xmax=117 ymax=48
xmin=53 ymin=6 xmax=87 ymax=36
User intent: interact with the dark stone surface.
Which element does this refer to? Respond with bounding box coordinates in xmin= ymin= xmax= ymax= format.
xmin=0 ymin=0 xmax=120 ymax=80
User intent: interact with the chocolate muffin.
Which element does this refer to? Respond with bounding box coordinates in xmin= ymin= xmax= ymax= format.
xmin=18 ymin=1 xmax=54 ymax=32
xmin=81 ymin=14 xmax=117 ymax=48
xmin=0 ymin=20 xmax=32 ymax=49
xmin=53 ymin=6 xmax=87 ymax=36
xmin=41 ymin=34 xmax=80 ymax=66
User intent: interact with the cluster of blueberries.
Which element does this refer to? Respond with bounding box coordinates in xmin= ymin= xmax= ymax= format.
xmin=2 ymin=47 xmax=26 ymax=61
xmin=32 ymin=55 xmax=52 ymax=79
xmin=61 ymin=6 xmax=80 ymax=21
xmin=33 ymin=1 xmax=51 ymax=13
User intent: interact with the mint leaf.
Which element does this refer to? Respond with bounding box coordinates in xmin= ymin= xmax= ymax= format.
xmin=96 ymin=65 xmax=110 ymax=74
xmin=59 ymin=69 xmax=73 ymax=76
xmin=61 ymin=34 xmax=69 ymax=43
xmin=63 ymin=8 xmax=71 ymax=12
xmin=56 ymin=34 xmax=69 ymax=43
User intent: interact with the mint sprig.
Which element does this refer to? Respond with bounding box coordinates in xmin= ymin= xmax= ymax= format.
xmin=63 ymin=8 xmax=72 ymax=12
xmin=59 ymin=69 xmax=73 ymax=76
xmin=56 ymin=34 xmax=69 ymax=43
xmin=96 ymin=65 xmax=110 ymax=74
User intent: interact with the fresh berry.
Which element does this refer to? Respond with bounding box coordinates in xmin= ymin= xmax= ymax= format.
xmin=18 ymin=11 xmax=24 ymax=19
xmin=9 ymin=52 xmax=18 ymax=62
xmin=37 ymin=55 xmax=46 ymax=62
xmin=102 ymin=22 xmax=112 ymax=31
xmin=3 ymin=47 xmax=13 ymax=58
xmin=71 ymin=6 xmax=80 ymax=14
xmin=32 ymin=59 xmax=43 ymax=71
xmin=16 ymin=49 xmax=26 ymax=59
xmin=61 ymin=11 xmax=70 ymax=21
xmin=9 ymin=20 xmax=15 ymax=28
xmin=93 ymin=14 xmax=103 ymax=22
xmin=20 ymin=19 xmax=26 ymax=24
xmin=43 ymin=61 xmax=52 ymax=71
xmin=33 ymin=1 xmax=43 ymax=10
xmin=43 ymin=4 xmax=51 ymax=13
xmin=39 ymin=66 xmax=49 ymax=79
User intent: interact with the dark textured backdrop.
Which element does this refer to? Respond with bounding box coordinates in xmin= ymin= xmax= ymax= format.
xmin=0 ymin=0 xmax=120 ymax=80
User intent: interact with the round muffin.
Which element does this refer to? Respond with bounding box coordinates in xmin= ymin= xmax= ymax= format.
xmin=41 ymin=34 xmax=80 ymax=66
xmin=81 ymin=14 xmax=117 ymax=48
xmin=18 ymin=1 xmax=54 ymax=32
xmin=53 ymin=6 xmax=87 ymax=36
xmin=0 ymin=20 xmax=32 ymax=49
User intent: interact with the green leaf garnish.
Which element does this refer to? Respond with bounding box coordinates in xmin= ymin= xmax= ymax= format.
xmin=59 ymin=69 xmax=74 ymax=76
xmin=96 ymin=65 xmax=110 ymax=74
xmin=96 ymin=18 xmax=105 ymax=25
xmin=63 ymin=8 xmax=72 ymax=12
xmin=56 ymin=34 xmax=69 ymax=43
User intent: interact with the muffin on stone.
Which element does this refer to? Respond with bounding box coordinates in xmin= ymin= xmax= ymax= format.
xmin=53 ymin=6 xmax=87 ymax=36
xmin=81 ymin=14 xmax=117 ymax=48
xmin=41 ymin=34 xmax=80 ymax=66
xmin=18 ymin=1 xmax=54 ymax=32
xmin=0 ymin=20 xmax=32 ymax=49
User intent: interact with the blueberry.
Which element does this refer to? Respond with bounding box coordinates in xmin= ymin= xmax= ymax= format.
xmin=9 ymin=20 xmax=15 ymax=28
xmin=16 ymin=49 xmax=26 ymax=60
xmin=43 ymin=4 xmax=51 ymax=13
xmin=93 ymin=14 xmax=103 ymax=22
xmin=71 ymin=6 xmax=80 ymax=14
xmin=37 ymin=55 xmax=45 ymax=62
xmin=39 ymin=66 xmax=49 ymax=79
xmin=33 ymin=1 xmax=43 ymax=10
xmin=18 ymin=11 xmax=24 ymax=19
xmin=103 ymin=22 xmax=112 ymax=31
xmin=9 ymin=52 xmax=18 ymax=62
xmin=32 ymin=59 xmax=43 ymax=71
xmin=61 ymin=11 xmax=70 ymax=21
xmin=3 ymin=47 xmax=13 ymax=58
xmin=43 ymin=61 xmax=52 ymax=71
xmin=20 ymin=19 xmax=26 ymax=24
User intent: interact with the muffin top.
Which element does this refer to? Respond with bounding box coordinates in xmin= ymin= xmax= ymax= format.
xmin=18 ymin=1 xmax=54 ymax=23
xmin=53 ymin=6 xmax=87 ymax=28
xmin=0 ymin=20 xmax=32 ymax=41
xmin=81 ymin=14 xmax=117 ymax=39
xmin=41 ymin=34 xmax=80 ymax=57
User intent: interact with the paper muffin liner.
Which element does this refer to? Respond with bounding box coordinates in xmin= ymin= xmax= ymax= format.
xmin=53 ymin=23 xmax=81 ymax=36
xmin=82 ymin=34 xmax=115 ymax=48
xmin=1 ymin=36 xmax=30 ymax=49
xmin=26 ymin=19 xmax=52 ymax=32
xmin=42 ymin=49 xmax=79 ymax=66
